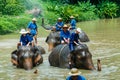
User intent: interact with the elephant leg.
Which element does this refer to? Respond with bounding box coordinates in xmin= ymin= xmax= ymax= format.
xmin=11 ymin=59 xmax=18 ymax=66
xmin=48 ymin=43 xmax=54 ymax=51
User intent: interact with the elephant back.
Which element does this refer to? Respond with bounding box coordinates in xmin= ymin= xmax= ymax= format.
xmin=49 ymin=44 xmax=70 ymax=68
xmin=79 ymin=31 xmax=90 ymax=42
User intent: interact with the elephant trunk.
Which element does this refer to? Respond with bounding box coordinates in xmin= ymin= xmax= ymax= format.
xmin=23 ymin=58 xmax=33 ymax=70
xmin=84 ymin=57 xmax=95 ymax=70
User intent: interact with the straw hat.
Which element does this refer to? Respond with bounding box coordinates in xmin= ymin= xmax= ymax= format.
xmin=63 ymin=24 xmax=69 ymax=28
xmin=76 ymin=28 xmax=82 ymax=33
xmin=58 ymin=17 xmax=62 ymax=20
xmin=32 ymin=18 xmax=37 ymax=21
xmin=69 ymin=68 xmax=81 ymax=76
xmin=19 ymin=29 xmax=28 ymax=34
xmin=70 ymin=16 xmax=75 ymax=18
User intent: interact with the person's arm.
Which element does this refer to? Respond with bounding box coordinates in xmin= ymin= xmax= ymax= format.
xmin=26 ymin=42 xmax=30 ymax=46
xmin=73 ymin=41 xmax=79 ymax=45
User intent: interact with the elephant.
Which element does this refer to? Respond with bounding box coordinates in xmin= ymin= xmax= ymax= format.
xmin=48 ymin=44 xmax=95 ymax=70
xmin=41 ymin=18 xmax=90 ymax=51
xmin=11 ymin=46 xmax=44 ymax=70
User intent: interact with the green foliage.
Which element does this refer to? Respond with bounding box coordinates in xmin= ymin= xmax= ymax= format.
xmin=46 ymin=1 xmax=98 ymax=22
xmin=97 ymin=1 xmax=119 ymax=18
xmin=76 ymin=1 xmax=98 ymax=21
xmin=0 ymin=20 xmax=16 ymax=34
xmin=3 ymin=4 xmax=25 ymax=15
xmin=0 ymin=0 xmax=25 ymax=15
xmin=0 ymin=15 xmax=31 ymax=35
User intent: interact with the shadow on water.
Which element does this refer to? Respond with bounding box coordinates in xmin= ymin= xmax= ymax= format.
xmin=0 ymin=18 xmax=120 ymax=80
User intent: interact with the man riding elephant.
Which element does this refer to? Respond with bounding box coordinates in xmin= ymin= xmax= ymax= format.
xmin=49 ymin=44 xmax=95 ymax=70
xmin=11 ymin=29 xmax=44 ymax=70
xmin=41 ymin=18 xmax=90 ymax=51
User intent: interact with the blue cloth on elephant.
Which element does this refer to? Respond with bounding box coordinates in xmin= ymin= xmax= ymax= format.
xmin=20 ymin=34 xmax=33 ymax=46
xmin=27 ymin=22 xmax=37 ymax=37
xmin=55 ymin=21 xmax=64 ymax=31
xmin=70 ymin=19 xmax=76 ymax=29
xmin=69 ymin=32 xmax=79 ymax=51
xmin=66 ymin=75 xmax=86 ymax=80
xmin=60 ymin=30 xmax=70 ymax=42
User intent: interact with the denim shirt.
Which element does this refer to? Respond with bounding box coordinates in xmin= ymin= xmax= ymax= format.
xmin=27 ymin=22 xmax=37 ymax=36
xmin=66 ymin=75 xmax=86 ymax=80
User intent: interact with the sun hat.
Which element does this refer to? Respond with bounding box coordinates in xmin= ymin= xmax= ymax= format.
xmin=63 ymin=24 xmax=69 ymax=28
xmin=32 ymin=18 xmax=37 ymax=21
xmin=58 ymin=17 xmax=62 ymax=20
xmin=76 ymin=28 xmax=82 ymax=33
xmin=19 ymin=29 xmax=28 ymax=34
xmin=69 ymin=68 xmax=81 ymax=76
xmin=70 ymin=16 xmax=75 ymax=18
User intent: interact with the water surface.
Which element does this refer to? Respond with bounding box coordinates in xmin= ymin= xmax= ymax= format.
xmin=0 ymin=18 xmax=120 ymax=80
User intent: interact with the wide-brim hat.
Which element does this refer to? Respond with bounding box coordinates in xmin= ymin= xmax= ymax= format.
xmin=19 ymin=29 xmax=28 ymax=34
xmin=76 ymin=28 xmax=82 ymax=33
xmin=58 ymin=17 xmax=62 ymax=20
xmin=32 ymin=18 xmax=37 ymax=21
xmin=68 ymin=68 xmax=81 ymax=76
xmin=63 ymin=24 xmax=69 ymax=28
xmin=70 ymin=16 xmax=75 ymax=18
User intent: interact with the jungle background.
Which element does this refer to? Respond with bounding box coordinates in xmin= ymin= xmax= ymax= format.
xmin=0 ymin=0 xmax=120 ymax=35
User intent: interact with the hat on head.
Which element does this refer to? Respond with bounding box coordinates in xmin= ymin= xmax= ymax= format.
xmin=69 ymin=68 xmax=81 ymax=76
xmin=70 ymin=16 xmax=75 ymax=18
xmin=58 ymin=17 xmax=62 ymax=20
xmin=32 ymin=18 xmax=37 ymax=21
xmin=63 ymin=24 xmax=69 ymax=28
xmin=76 ymin=28 xmax=82 ymax=33
xmin=19 ymin=29 xmax=28 ymax=34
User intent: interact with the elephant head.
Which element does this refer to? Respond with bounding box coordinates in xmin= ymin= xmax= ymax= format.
xmin=45 ymin=31 xmax=61 ymax=51
xmin=71 ymin=44 xmax=95 ymax=70
xmin=17 ymin=46 xmax=34 ymax=70
xmin=11 ymin=46 xmax=43 ymax=70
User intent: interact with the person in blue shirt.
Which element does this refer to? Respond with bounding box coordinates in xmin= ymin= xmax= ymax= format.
xmin=17 ymin=29 xmax=34 ymax=48
xmin=66 ymin=68 xmax=86 ymax=80
xmin=27 ymin=18 xmax=38 ymax=45
xmin=54 ymin=17 xmax=64 ymax=31
xmin=70 ymin=16 xmax=76 ymax=30
xmin=68 ymin=28 xmax=82 ymax=68
xmin=60 ymin=24 xmax=70 ymax=44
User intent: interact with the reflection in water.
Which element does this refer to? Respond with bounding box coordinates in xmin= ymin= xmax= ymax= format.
xmin=0 ymin=18 xmax=120 ymax=80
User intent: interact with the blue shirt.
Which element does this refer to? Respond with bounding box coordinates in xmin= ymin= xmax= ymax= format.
xmin=70 ymin=32 xmax=79 ymax=44
xmin=70 ymin=19 xmax=76 ymax=29
xmin=60 ymin=30 xmax=70 ymax=41
xmin=66 ymin=75 xmax=86 ymax=80
xmin=27 ymin=22 xmax=37 ymax=36
xmin=55 ymin=21 xmax=64 ymax=31
xmin=20 ymin=34 xmax=33 ymax=46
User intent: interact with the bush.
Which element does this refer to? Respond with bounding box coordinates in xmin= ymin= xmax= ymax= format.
xmin=0 ymin=16 xmax=32 ymax=34
xmin=0 ymin=20 xmax=16 ymax=34
xmin=3 ymin=4 xmax=25 ymax=15
xmin=97 ymin=1 xmax=119 ymax=18
xmin=76 ymin=1 xmax=98 ymax=21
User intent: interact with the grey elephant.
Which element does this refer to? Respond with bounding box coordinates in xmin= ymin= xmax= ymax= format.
xmin=49 ymin=44 xmax=95 ymax=70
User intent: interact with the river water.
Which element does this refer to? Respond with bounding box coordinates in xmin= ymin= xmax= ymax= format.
xmin=0 ymin=18 xmax=120 ymax=80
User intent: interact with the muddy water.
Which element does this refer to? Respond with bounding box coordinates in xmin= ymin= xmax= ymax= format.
xmin=0 ymin=18 xmax=120 ymax=80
